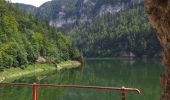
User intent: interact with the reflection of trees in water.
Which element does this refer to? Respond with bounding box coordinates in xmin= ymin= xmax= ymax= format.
xmin=0 ymin=59 xmax=163 ymax=100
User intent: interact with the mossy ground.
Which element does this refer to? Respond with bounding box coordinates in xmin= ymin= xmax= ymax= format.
xmin=0 ymin=61 xmax=81 ymax=82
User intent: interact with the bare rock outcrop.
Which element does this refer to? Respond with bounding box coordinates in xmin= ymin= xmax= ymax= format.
xmin=145 ymin=0 xmax=170 ymax=100
xmin=36 ymin=56 xmax=46 ymax=63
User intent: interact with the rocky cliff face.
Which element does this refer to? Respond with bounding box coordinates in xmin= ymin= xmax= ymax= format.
xmin=15 ymin=3 xmax=37 ymax=15
xmin=145 ymin=0 xmax=170 ymax=100
xmin=16 ymin=0 xmax=144 ymax=28
xmin=15 ymin=0 xmax=162 ymax=58
xmin=38 ymin=0 xmax=127 ymax=28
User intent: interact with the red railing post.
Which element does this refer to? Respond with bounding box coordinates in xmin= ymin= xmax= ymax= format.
xmin=33 ymin=83 xmax=38 ymax=100
xmin=121 ymin=86 xmax=126 ymax=100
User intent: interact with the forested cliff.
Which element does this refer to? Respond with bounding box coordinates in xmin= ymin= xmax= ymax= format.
xmin=16 ymin=0 xmax=162 ymax=57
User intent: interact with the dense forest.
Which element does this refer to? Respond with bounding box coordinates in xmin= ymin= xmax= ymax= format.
xmin=0 ymin=0 xmax=80 ymax=70
xmin=16 ymin=0 xmax=144 ymax=29
xmin=69 ymin=7 xmax=161 ymax=57
xmin=16 ymin=0 xmax=162 ymax=58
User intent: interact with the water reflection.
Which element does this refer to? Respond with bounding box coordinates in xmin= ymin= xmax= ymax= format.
xmin=0 ymin=59 xmax=163 ymax=100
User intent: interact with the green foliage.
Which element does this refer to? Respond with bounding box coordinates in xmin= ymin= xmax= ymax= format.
xmin=70 ymin=7 xmax=161 ymax=57
xmin=0 ymin=0 xmax=80 ymax=69
xmin=16 ymin=0 xmax=160 ymax=58
xmin=0 ymin=42 xmax=28 ymax=68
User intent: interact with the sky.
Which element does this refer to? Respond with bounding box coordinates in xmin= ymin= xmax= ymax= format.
xmin=9 ymin=0 xmax=51 ymax=7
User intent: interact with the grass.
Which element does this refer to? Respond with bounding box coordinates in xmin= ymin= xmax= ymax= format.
xmin=0 ymin=60 xmax=81 ymax=82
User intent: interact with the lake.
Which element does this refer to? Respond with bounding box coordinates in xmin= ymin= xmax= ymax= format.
xmin=0 ymin=58 xmax=163 ymax=100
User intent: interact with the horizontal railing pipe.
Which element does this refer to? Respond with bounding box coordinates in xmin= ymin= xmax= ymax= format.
xmin=0 ymin=82 xmax=141 ymax=100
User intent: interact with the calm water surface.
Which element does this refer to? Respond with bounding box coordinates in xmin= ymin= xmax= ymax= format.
xmin=0 ymin=59 xmax=163 ymax=100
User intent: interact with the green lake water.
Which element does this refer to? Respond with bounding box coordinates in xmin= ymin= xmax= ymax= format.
xmin=0 ymin=59 xmax=163 ymax=100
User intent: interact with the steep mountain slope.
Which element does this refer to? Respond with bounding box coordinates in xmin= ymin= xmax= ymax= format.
xmin=17 ymin=0 xmax=144 ymax=28
xmin=15 ymin=3 xmax=37 ymax=15
xmin=15 ymin=0 xmax=162 ymax=57
xmin=0 ymin=0 xmax=80 ymax=70
xmin=70 ymin=7 xmax=161 ymax=57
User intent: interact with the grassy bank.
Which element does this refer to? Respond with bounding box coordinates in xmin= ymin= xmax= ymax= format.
xmin=0 ymin=60 xmax=81 ymax=82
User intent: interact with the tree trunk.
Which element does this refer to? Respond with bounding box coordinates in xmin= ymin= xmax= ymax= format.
xmin=145 ymin=0 xmax=170 ymax=100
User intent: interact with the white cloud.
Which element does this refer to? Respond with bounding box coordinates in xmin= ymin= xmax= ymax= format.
xmin=9 ymin=0 xmax=51 ymax=7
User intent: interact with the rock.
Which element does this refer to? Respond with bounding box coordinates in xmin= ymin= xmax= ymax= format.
xmin=121 ymin=52 xmax=135 ymax=57
xmin=145 ymin=0 xmax=170 ymax=100
xmin=36 ymin=56 xmax=46 ymax=63
xmin=0 ymin=77 xmax=5 ymax=82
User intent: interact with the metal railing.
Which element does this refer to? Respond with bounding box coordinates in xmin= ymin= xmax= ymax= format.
xmin=0 ymin=83 xmax=141 ymax=100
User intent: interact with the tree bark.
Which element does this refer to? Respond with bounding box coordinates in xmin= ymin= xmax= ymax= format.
xmin=145 ymin=0 xmax=170 ymax=100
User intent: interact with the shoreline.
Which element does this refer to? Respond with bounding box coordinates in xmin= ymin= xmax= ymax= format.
xmin=0 ymin=60 xmax=81 ymax=82
xmin=85 ymin=57 xmax=162 ymax=60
